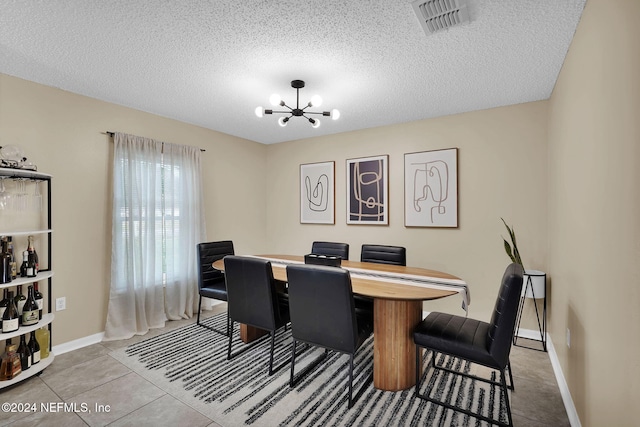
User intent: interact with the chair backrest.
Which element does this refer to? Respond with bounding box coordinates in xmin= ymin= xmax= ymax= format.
xmin=311 ymin=241 xmax=350 ymax=259
xmin=360 ymin=244 xmax=406 ymax=266
xmin=286 ymin=264 xmax=358 ymax=354
xmin=197 ymin=240 xmax=235 ymax=290
xmin=487 ymin=263 xmax=524 ymax=368
xmin=223 ymin=255 xmax=280 ymax=330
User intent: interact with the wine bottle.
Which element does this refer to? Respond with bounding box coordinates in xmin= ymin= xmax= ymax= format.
xmin=0 ymin=289 xmax=9 ymax=328
xmin=27 ymin=252 xmax=36 ymax=278
xmin=0 ymin=237 xmax=11 ymax=284
xmin=35 ymin=327 xmax=50 ymax=359
xmin=28 ymin=331 xmax=40 ymax=364
xmin=33 ymin=283 xmax=44 ymax=320
xmin=20 ymin=251 xmax=29 ymax=277
xmin=27 ymin=236 xmax=39 ymax=275
xmin=7 ymin=236 xmax=16 ymax=280
xmin=21 ymin=286 xmax=39 ymax=326
xmin=17 ymin=334 xmax=31 ymax=371
xmin=14 ymin=285 xmax=26 ymax=323
xmin=1 ymin=291 xmax=19 ymax=333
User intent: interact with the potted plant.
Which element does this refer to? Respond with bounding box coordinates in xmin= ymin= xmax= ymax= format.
xmin=501 ymin=218 xmax=545 ymax=299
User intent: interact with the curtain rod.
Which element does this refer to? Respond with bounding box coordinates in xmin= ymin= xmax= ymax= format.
xmin=104 ymin=131 xmax=206 ymax=152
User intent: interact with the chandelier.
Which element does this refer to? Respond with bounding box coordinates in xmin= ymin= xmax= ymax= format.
xmin=255 ymin=80 xmax=340 ymax=128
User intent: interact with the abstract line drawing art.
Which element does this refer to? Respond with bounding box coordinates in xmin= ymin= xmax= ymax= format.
xmin=305 ymin=173 xmax=329 ymax=212
xmin=346 ymin=155 xmax=388 ymax=225
xmin=404 ymin=148 xmax=458 ymax=228
xmin=300 ymin=161 xmax=335 ymax=224
xmin=414 ymin=160 xmax=448 ymax=221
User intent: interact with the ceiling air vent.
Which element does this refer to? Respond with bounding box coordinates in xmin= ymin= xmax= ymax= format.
xmin=411 ymin=0 xmax=470 ymax=35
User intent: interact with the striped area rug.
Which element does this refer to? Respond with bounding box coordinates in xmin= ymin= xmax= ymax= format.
xmin=110 ymin=313 xmax=509 ymax=426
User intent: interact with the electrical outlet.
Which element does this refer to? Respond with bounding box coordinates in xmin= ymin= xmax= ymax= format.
xmin=566 ymin=328 xmax=571 ymax=348
xmin=56 ymin=297 xmax=66 ymax=311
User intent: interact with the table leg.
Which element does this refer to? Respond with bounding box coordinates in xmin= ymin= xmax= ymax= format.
xmin=373 ymin=299 xmax=422 ymax=391
xmin=240 ymin=324 xmax=269 ymax=343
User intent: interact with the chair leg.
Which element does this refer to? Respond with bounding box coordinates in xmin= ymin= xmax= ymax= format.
xmin=227 ymin=319 xmax=234 ymax=360
xmin=227 ymin=322 xmax=271 ymax=360
xmin=415 ymin=346 xmax=422 ymax=397
xmin=506 ymin=361 xmax=515 ymax=391
xmin=268 ymin=331 xmax=276 ymax=375
xmin=267 ymin=326 xmax=296 ymax=376
xmin=290 ymin=347 xmax=328 ymax=388
xmin=196 ymin=298 xmax=229 ymax=337
xmin=228 ymin=324 xmax=289 ymax=375
xmin=346 ymin=348 xmax=373 ymax=409
xmin=348 ymin=354 xmax=354 ymax=409
xmin=414 ymin=346 xmax=513 ymax=427
xmin=289 ymin=340 xmax=298 ymax=387
xmin=501 ymin=369 xmax=514 ymax=427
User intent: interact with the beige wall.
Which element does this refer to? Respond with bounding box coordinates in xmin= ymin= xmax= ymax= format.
xmin=547 ymin=0 xmax=640 ymax=425
xmin=266 ymin=102 xmax=548 ymax=322
xmin=0 ymin=73 xmax=267 ymax=345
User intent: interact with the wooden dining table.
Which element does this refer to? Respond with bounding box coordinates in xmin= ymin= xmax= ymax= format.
xmin=213 ymin=254 xmax=466 ymax=391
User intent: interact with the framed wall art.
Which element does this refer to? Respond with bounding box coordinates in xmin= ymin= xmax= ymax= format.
xmin=300 ymin=161 xmax=335 ymax=224
xmin=346 ymin=155 xmax=388 ymax=225
xmin=404 ymin=148 xmax=458 ymax=228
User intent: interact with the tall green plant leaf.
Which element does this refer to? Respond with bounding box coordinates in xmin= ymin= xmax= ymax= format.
xmin=501 ymin=217 xmax=524 ymax=268
xmin=503 ymin=239 xmax=516 ymax=263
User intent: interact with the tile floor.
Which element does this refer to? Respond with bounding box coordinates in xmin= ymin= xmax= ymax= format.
xmin=0 ymin=306 xmax=571 ymax=426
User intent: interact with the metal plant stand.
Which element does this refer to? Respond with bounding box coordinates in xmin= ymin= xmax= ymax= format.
xmin=513 ymin=270 xmax=547 ymax=352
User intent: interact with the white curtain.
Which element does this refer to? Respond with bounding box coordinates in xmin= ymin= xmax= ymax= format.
xmin=104 ymin=133 xmax=206 ymax=340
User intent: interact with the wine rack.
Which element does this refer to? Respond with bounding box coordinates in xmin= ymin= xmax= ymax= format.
xmin=0 ymin=167 xmax=54 ymax=388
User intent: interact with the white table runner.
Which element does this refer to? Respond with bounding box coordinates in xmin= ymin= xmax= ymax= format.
xmin=247 ymin=255 xmax=470 ymax=313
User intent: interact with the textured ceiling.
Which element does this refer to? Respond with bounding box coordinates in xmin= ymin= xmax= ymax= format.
xmin=0 ymin=0 xmax=585 ymax=144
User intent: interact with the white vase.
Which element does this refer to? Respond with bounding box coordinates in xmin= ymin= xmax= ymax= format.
xmin=522 ymin=269 xmax=546 ymax=299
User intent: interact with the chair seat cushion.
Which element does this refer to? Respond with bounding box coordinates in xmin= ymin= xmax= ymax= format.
xmin=200 ymin=282 xmax=228 ymax=301
xmin=414 ymin=312 xmax=499 ymax=369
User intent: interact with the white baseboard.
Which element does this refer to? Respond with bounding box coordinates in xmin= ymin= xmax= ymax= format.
xmin=544 ymin=334 xmax=581 ymax=427
xmin=52 ymin=332 xmax=105 ymax=355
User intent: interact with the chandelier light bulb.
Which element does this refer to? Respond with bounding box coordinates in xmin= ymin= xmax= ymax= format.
xmin=269 ymin=93 xmax=282 ymax=106
xmin=255 ymin=106 xmax=264 ymax=118
xmin=310 ymin=95 xmax=323 ymax=107
xmin=278 ymin=116 xmax=289 ymax=127
xmin=331 ymin=109 xmax=341 ymax=120
xmin=311 ymin=118 xmax=321 ymax=128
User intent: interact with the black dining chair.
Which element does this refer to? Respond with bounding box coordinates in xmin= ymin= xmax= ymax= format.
xmin=224 ymin=255 xmax=291 ymax=376
xmin=286 ymin=264 xmax=373 ymax=409
xmin=360 ymin=244 xmax=406 ymax=266
xmin=413 ymin=263 xmax=524 ymax=427
xmin=356 ymin=244 xmax=408 ymax=313
xmin=310 ymin=241 xmax=350 ymax=260
xmin=196 ymin=240 xmax=235 ymax=336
